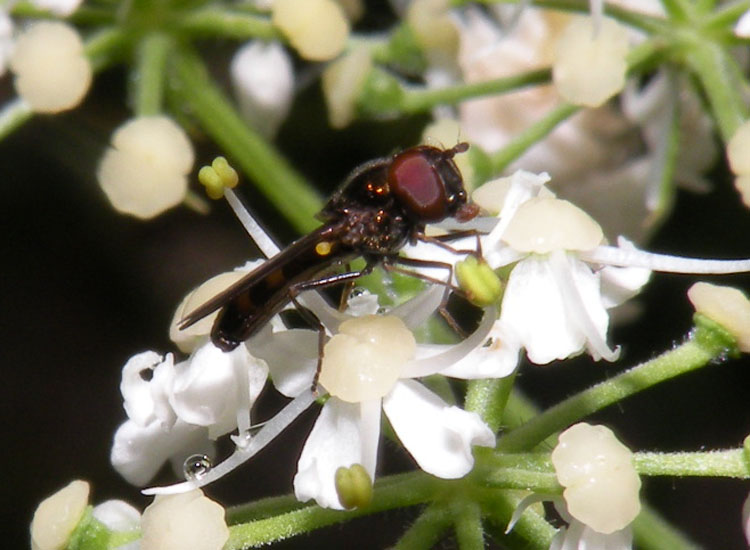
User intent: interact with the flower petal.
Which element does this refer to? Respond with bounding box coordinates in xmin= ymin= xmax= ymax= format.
xmin=169 ymin=343 xmax=268 ymax=438
xmin=294 ymin=398 xmax=380 ymax=509
xmin=383 ymin=379 xmax=494 ymax=478
xmin=144 ymin=391 xmax=317 ymax=495
xmin=251 ymin=328 xmax=318 ymax=397
xmin=436 ymin=318 xmax=520 ymax=379
xmin=112 ymin=419 xmax=208 ymax=486
xmin=121 ymin=351 xmax=173 ymax=427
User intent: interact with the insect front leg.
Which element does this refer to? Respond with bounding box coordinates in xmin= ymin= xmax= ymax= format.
xmin=382 ymin=256 xmax=468 ymax=337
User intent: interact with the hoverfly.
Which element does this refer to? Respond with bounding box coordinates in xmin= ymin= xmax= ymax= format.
xmin=180 ymin=143 xmax=479 ymax=351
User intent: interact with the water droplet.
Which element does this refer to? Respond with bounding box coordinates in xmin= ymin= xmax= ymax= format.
xmin=350 ymin=287 xmax=366 ymax=298
xmin=183 ymin=454 xmax=212 ymax=481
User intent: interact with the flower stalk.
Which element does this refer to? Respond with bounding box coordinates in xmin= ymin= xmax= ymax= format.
xmin=497 ymin=316 xmax=737 ymax=452
xmin=169 ymin=48 xmax=322 ymax=233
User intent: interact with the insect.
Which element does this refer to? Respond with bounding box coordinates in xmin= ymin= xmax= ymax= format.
xmin=180 ymin=143 xmax=479 ymax=352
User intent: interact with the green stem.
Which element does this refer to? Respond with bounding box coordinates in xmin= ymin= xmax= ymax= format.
xmin=635 ymin=449 xmax=749 ymax=478
xmin=133 ymin=32 xmax=170 ymax=116
xmin=633 ymin=502 xmax=702 ymax=550
xmin=225 ymin=473 xmax=437 ymax=548
xmin=659 ymin=0 xmax=693 ymax=21
xmin=0 ymin=99 xmax=33 ymax=141
xmin=489 ymin=103 xmax=580 ymax=174
xmin=177 ymin=7 xmax=280 ymax=40
xmin=481 ymin=468 xmax=560 ymax=492
xmin=452 ymin=501 xmax=485 ymax=550
xmin=84 ymin=27 xmax=130 ymax=72
xmin=685 ymin=39 xmax=748 ymax=142
xmin=226 ymin=493 xmax=306 ymax=524
xmin=465 ymin=374 xmax=516 ymax=434
xmin=704 ymin=0 xmax=750 ymax=30
xmin=170 ymin=48 xmax=322 ymax=233
xmin=497 ymin=324 xmax=731 ymax=452
xmin=393 ymin=503 xmax=452 ymax=550
xmin=452 ymin=0 xmax=666 ymax=33
xmin=400 ymin=69 xmax=552 ymax=114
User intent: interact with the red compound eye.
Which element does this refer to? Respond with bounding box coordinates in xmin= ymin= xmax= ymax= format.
xmin=387 ymin=148 xmax=447 ymax=221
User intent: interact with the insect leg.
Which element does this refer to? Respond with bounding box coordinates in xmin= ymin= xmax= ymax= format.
xmin=382 ymin=256 xmax=467 ymax=337
xmin=416 ymin=228 xmax=484 ymax=258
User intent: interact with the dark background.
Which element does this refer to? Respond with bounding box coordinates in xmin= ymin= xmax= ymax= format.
xmin=5 ymin=14 xmax=750 ymax=550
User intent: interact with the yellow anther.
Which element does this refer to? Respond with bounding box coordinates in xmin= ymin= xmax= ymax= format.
xmin=198 ymin=157 xmax=239 ymax=200
xmin=455 ymin=255 xmax=503 ymax=307
xmin=335 ymin=464 xmax=372 ymax=509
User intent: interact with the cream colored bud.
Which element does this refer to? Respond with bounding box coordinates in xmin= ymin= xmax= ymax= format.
xmin=552 ymin=423 xmax=641 ymax=534
xmin=31 ymin=480 xmax=90 ymax=550
xmin=503 ymin=197 xmax=603 ymax=253
xmin=98 ymin=116 xmax=194 ymax=219
xmin=170 ymin=269 xmax=251 ymax=352
xmin=553 ymin=16 xmax=629 ymax=107
xmin=735 ymin=175 xmax=750 ymax=208
xmin=688 ymin=282 xmax=750 ymax=352
xmin=322 ymin=46 xmax=372 ymax=128
xmin=10 ymin=22 xmax=92 ymax=113
xmin=407 ymin=0 xmax=459 ymax=61
xmin=141 ymin=490 xmax=229 ymax=550
xmin=727 ymin=121 xmax=750 ymax=176
xmin=319 ymin=315 xmax=415 ymax=402
xmin=273 ymin=0 xmax=349 ymax=61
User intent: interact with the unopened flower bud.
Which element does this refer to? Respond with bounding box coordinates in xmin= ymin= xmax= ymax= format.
xmin=322 ymin=46 xmax=372 ymax=128
xmin=552 ymin=423 xmax=641 ymax=534
xmin=273 ymin=0 xmax=349 ymax=61
xmin=141 ymin=490 xmax=229 ymax=550
xmin=10 ymin=22 xmax=92 ymax=113
xmin=687 ymin=282 xmax=750 ymax=353
xmin=31 ymin=480 xmax=90 ymax=550
xmin=553 ymin=16 xmax=629 ymax=107
xmin=97 ymin=116 xmax=194 ymax=219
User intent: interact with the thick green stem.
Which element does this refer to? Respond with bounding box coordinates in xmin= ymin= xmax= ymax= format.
xmin=705 ymin=0 xmax=750 ymax=30
xmin=465 ymin=374 xmax=516 ymax=433
xmin=400 ymin=69 xmax=552 ymax=114
xmin=170 ymin=49 xmax=322 ymax=233
xmin=497 ymin=324 xmax=731 ymax=452
xmin=635 ymin=449 xmax=750 ymax=478
xmin=489 ymin=103 xmax=580 ymax=174
xmin=685 ymin=39 xmax=748 ymax=142
xmin=225 ymin=473 xmax=437 ymax=548
xmin=393 ymin=503 xmax=452 ymax=550
xmin=452 ymin=501 xmax=485 ymax=550
xmin=133 ymin=32 xmax=170 ymax=116
xmin=177 ymin=8 xmax=280 ymax=40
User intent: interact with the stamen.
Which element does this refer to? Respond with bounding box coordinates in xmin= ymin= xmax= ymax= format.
xmin=143 ymin=390 xmax=317 ymax=495
xmin=580 ymin=240 xmax=750 ymax=274
xmin=224 ymin=189 xmax=280 ymax=258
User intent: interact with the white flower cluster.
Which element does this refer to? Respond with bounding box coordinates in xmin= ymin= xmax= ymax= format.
xmin=103 ymin=164 xmax=750 ymax=545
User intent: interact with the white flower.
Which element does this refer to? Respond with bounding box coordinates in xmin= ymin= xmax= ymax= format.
xmin=141 ymin=490 xmax=228 ymax=550
xmin=735 ymin=9 xmax=750 ymax=38
xmin=549 ymin=518 xmax=633 ymax=550
xmin=9 ymin=21 xmax=91 ymax=113
xmin=111 ymin=343 xmax=268 ymax=486
xmin=0 ymin=11 xmax=13 ymax=77
xmin=455 ymin=6 xmax=714 ymax=242
xmin=260 ymin=291 xmax=496 ymax=509
xmin=97 ymin=116 xmax=194 ymax=219
xmin=145 ymin=287 xmax=497 ymax=504
xmin=462 ymin=171 xmax=750 ymax=365
xmin=30 ymin=480 xmax=90 ymax=550
xmin=230 ymin=40 xmax=294 ymax=138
